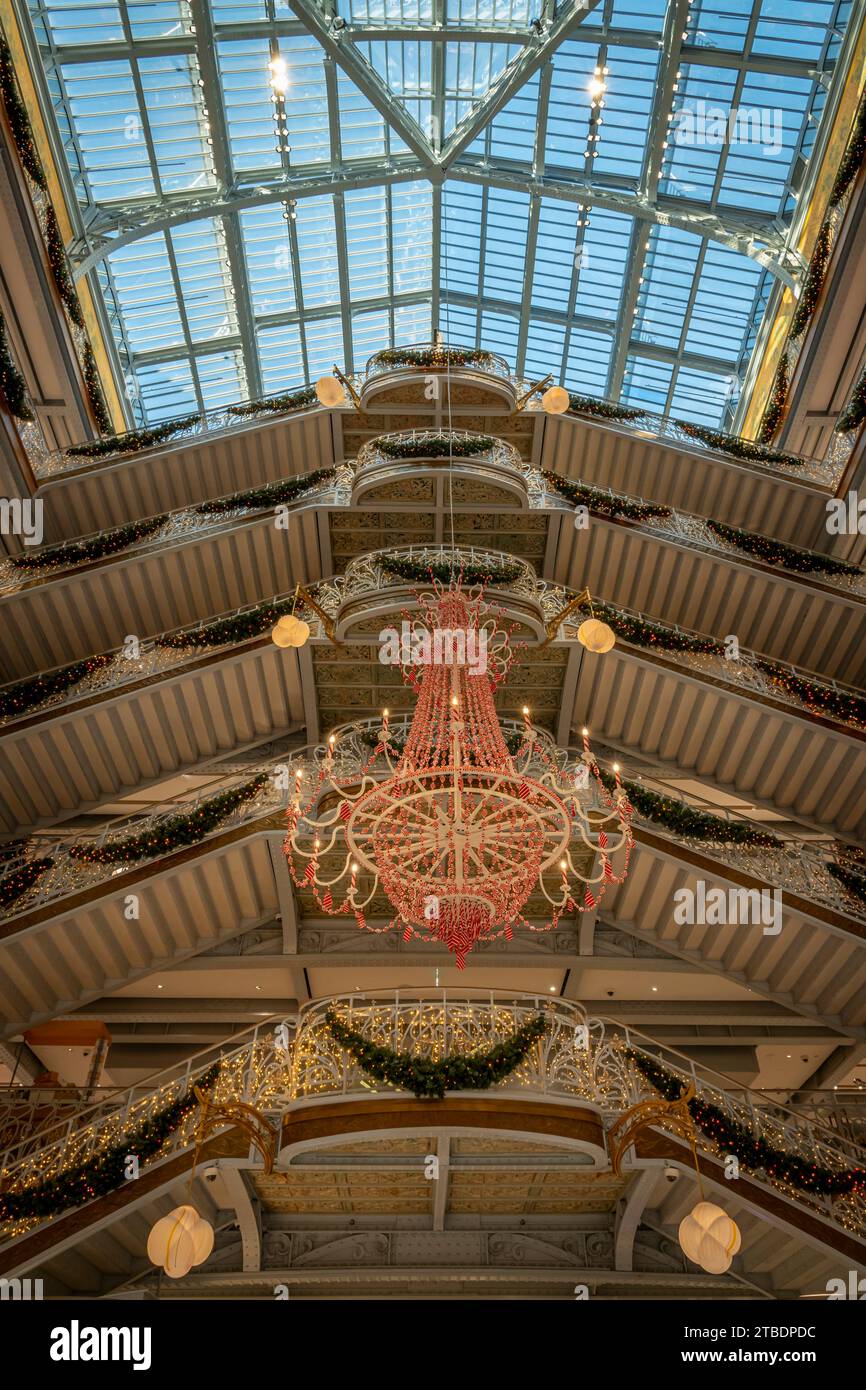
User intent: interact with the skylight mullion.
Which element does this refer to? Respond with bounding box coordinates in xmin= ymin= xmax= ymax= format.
xmin=663 ymin=236 xmax=707 ymax=416
xmin=515 ymin=60 xmax=551 ymax=377
xmin=705 ymin=0 xmax=763 ymax=213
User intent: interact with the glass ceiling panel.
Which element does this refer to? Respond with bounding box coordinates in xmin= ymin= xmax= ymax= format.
xmin=23 ymin=0 xmax=852 ymax=428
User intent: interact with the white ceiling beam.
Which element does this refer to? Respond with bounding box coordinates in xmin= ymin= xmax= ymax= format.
xmin=438 ymin=0 xmax=606 ymax=171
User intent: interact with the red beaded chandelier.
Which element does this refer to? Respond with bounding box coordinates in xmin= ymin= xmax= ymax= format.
xmin=284 ymin=583 xmax=633 ymax=966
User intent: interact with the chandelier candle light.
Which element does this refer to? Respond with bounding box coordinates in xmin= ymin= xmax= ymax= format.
xmin=284 ymin=580 xmax=633 ymax=966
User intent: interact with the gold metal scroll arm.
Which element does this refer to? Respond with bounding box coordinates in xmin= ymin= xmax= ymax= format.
xmin=332 ymin=363 xmax=362 ymax=409
xmin=514 ymin=373 xmax=553 ymax=411
xmin=192 ymin=1087 xmax=278 ymax=1175
xmin=607 ymin=1082 xmax=698 ymax=1177
xmin=539 ymin=587 xmax=591 ymax=649
xmin=293 ymin=582 xmax=342 ymax=647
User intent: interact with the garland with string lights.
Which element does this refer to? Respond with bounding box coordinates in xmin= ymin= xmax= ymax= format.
xmin=578 ymin=598 xmax=726 ymax=657
xmin=66 ymin=414 xmax=199 ymax=459
xmin=0 ymin=857 xmax=52 ymax=912
xmin=361 ymin=728 xmax=527 ymax=757
xmin=157 ymin=597 xmax=300 ymax=651
xmin=323 ymin=1009 xmax=548 ymax=1100
xmin=705 ymin=520 xmax=861 ymax=577
xmin=0 ymin=310 xmax=33 ymax=421
xmin=758 ymin=91 xmax=866 ymax=441
xmin=673 ymin=419 xmax=805 ymax=469
xmin=194 ymin=466 xmax=336 ymax=515
xmin=0 ymin=654 xmax=114 ymax=721
xmin=597 ymin=771 xmax=780 ymax=848
xmin=542 ymin=469 xmax=672 ymax=521
xmin=42 ymin=204 xmax=84 ymax=329
xmin=228 ymin=385 xmax=317 ymax=417
xmin=81 ymin=343 xmax=111 ymax=435
xmin=627 ymin=1048 xmax=866 ymax=1197
xmin=757 ymin=356 xmax=789 ymax=443
xmin=0 ymin=33 xmax=47 ymax=190
xmin=373 ymin=346 xmax=498 ymax=370
xmin=68 ymin=775 xmax=270 ymax=865
xmin=828 ymin=862 xmax=866 ymax=906
xmin=753 ymin=661 xmax=866 ymax=727
xmin=830 ymin=89 xmax=866 ymax=206
xmin=0 ymin=1063 xmax=221 ymax=1223
xmin=790 ymin=221 xmax=834 ymax=341
xmin=835 ymin=361 xmax=866 ymax=434
xmin=567 ymin=393 xmax=645 ymax=422
xmin=9 ymin=515 xmax=168 ymax=570
xmin=375 ymin=433 xmax=496 ymax=460
xmin=380 ymin=553 xmax=523 ymax=587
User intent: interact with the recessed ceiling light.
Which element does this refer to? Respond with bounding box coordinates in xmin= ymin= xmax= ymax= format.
xmin=651 ymin=986 xmax=658 ymax=992
xmin=157 ymin=984 xmax=164 ymax=990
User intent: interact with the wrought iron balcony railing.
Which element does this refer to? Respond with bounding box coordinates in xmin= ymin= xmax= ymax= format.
xmin=1 ymin=721 xmax=863 ymax=928
xmin=3 ymin=542 xmax=864 ymax=738
xmin=1 ymin=992 xmax=862 ymax=1246
xmin=364 ymin=342 xmax=513 ymax=382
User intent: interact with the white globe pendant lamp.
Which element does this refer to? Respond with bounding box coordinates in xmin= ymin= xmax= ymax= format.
xmin=678 ymin=1201 xmax=742 ymax=1275
xmin=541 ymin=384 xmax=570 ymax=414
xmin=315 ymin=375 xmax=345 ymax=407
xmin=147 ymin=1204 xmax=214 ymax=1279
xmin=577 ymin=616 xmax=616 ymax=653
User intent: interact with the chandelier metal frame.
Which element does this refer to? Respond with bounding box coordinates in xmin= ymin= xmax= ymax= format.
xmin=284 ymin=579 xmax=633 ymax=966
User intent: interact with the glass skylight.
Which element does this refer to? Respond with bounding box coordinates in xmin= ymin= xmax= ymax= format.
xmin=24 ymin=0 xmax=852 ymax=425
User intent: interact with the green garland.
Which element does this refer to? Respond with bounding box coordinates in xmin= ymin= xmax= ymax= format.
xmin=790 ymin=221 xmax=833 ymax=341
xmin=194 ymin=466 xmax=335 ymax=515
xmin=583 ymin=599 xmax=725 ymax=657
xmin=81 ymin=342 xmax=112 ymax=435
xmin=0 ymin=310 xmax=33 ymax=421
xmin=0 ymin=857 xmax=52 ymax=911
xmin=706 ymin=519 xmax=861 ymax=577
xmin=598 ymin=771 xmax=780 ymax=848
xmin=9 ymin=515 xmax=168 ymax=570
xmin=362 ymin=728 xmax=526 ymax=756
xmin=753 ymin=661 xmax=866 ymax=727
xmin=157 ymin=597 xmax=300 ymax=651
xmin=381 ymin=552 xmax=522 ymax=587
xmin=0 ymin=654 xmax=114 ymax=720
xmin=829 ymin=89 xmax=866 ymax=207
xmin=542 ymin=470 xmax=672 ymax=522
xmin=757 ymin=93 xmax=866 ymax=442
xmin=373 ymin=346 xmax=498 ymax=370
xmin=757 ymin=356 xmax=789 ymax=443
xmin=567 ymin=393 xmax=645 ymax=422
xmin=375 ymin=433 xmax=496 ymax=460
xmin=324 ymin=1009 xmax=548 ymax=1100
xmin=66 ymin=414 xmax=199 ymax=459
xmin=227 ymin=385 xmax=317 ymax=417
xmin=828 ymin=862 xmax=866 ymax=905
xmin=835 ymin=361 xmax=866 ymax=434
xmin=0 ymin=1064 xmax=220 ymax=1223
xmin=675 ymin=419 xmax=804 ymax=469
xmin=0 ymin=33 xmax=47 ymax=190
xmin=68 ymin=775 xmax=269 ymax=865
xmin=42 ymin=204 xmax=84 ymax=330
xmin=628 ymin=1049 xmax=866 ymax=1197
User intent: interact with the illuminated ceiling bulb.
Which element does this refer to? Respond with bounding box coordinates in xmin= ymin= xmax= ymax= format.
xmin=678 ymin=1203 xmax=741 ymax=1275
xmin=541 ymin=385 xmax=570 ymax=414
xmin=587 ymin=76 xmax=606 ymax=99
xmin=578 ymin=618 xmax=616 ymax=654
xmin=315 ymin=375 xmax=345 ymax=407
xmin=268 ymin=56 xmax=289 ymax=95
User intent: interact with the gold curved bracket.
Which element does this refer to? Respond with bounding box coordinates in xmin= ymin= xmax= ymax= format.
xmin=540 ymin=587 xmax=591 ymax=649
xmin=608 ymin=1082 xmax=697 ymax=1177
xmin=193 ymin=1088 xmax=278 ymax=1175
xmin=332 ymin=363 xmax=362 ymax=410
xmin=515 ymin=373 xmax=553 ymax=411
